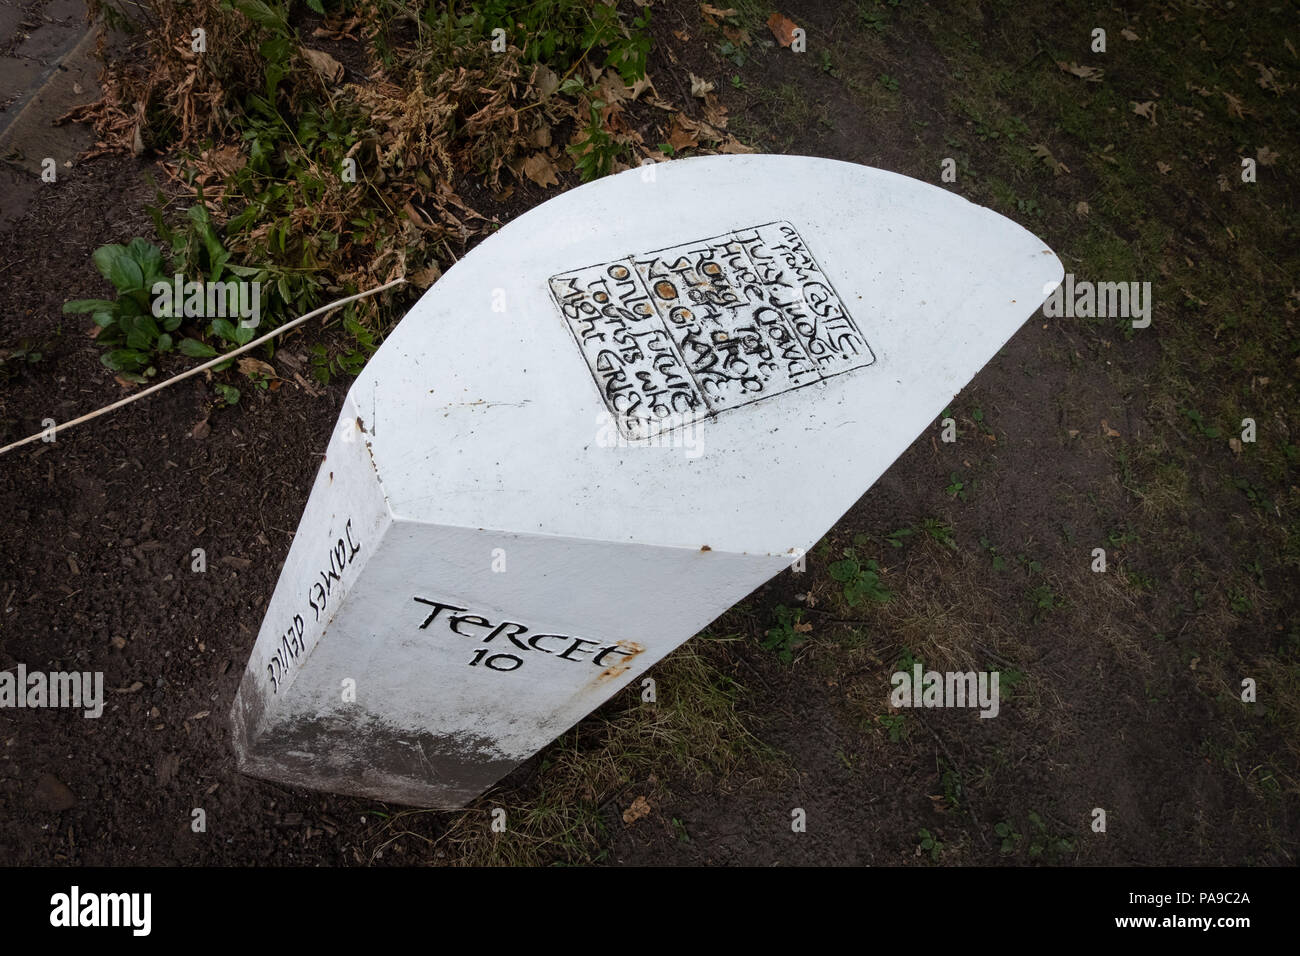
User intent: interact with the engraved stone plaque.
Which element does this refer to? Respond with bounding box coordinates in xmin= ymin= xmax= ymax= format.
xmin=549 ymin=221 xmax=876 ymax=439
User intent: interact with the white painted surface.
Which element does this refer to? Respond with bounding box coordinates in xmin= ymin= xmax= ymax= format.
xmin=231 ymin=155 xmax=1063 ymax=806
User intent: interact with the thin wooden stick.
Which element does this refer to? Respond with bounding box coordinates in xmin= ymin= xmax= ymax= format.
xmin=0 ymin=276 xmax=406 ymax=458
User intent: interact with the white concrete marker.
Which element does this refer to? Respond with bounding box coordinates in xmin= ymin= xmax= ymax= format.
xmin=231 ymin=155 xmax=1064 ymax=806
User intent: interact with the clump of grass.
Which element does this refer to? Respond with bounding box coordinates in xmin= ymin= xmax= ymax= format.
xmin=67 ymin=0 xmax=659 ymax=388
xmin=367 ymin=637 xmax=778 ymax=866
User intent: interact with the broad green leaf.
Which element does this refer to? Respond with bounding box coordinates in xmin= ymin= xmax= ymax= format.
xmin=108 ymin=255 xmax=145 ymax=294
xmin=63 ymin=298 xmax=117 ymax=314
xmin=210 ymin=249 xmax=230 ymax=280
xmin=236 ymin=0 xmax=287 ymax=31
xmin=125 ymin=326 xmax=153 ymax=350
xmin=92 ymin=243 xmax=129 ymax=281
xmin=828 ymin=559 xmax=858 ymax=582
xmin=126 ymin=238 xmax=164 ymax=278
xmin=102 ymin=349 xmax=146 ymax=372
xmin=210 ymin=318 xmax=238 ymax=342
xmin=136 ymin=313 xmax=160 ymax=338
xmin=178 ymin=337 xmax=218 ymax=358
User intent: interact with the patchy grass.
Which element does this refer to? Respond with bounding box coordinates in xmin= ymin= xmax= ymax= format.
xmin=360 ymin=636 xmax=780 ymax=866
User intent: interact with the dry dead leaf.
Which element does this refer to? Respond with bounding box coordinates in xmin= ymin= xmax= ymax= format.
xmin=1257 ymin=145 xmax=1280 ymax=166
xmin=700 ymin=3 xmax=736 ymax=26
xmin=767 ymin=12 xmax=799 ymax=48
xmin=622 ymin=795 xmax=652 ymax=824
xmin=718 ymin=135 xmax=757 ymax=154
xmin=404 ymin=201 xmax=435 ymax=231
xmin=677 ymin=110 xmax=725 ymax=144
xmin=1075 ymin=200 xmax=1091 ymax=216
xmin=596 ymin=68 xmax=630 ymax=106
xmin=199 ymin=145 xmax=246 ymax=178
xmin=689 ymin=72 xmax=715 ymax=97
xmin=237 ymin=357 xmax=276 ymax=380
xmin=1249 ymin=60 xmax=1285 ymax=95
xmin=1121 ymin=27 xmax=1139 ymax=41
xmin=311 ymin=15 xmax=364 ymax=41
xmin=1222 ymin=91 xmax=1246 ymax=119
xmin=629 ymin=74 xmax=655 ymax=100
xmin=1058 ymin=61 xmax=1103 ymax=82
xmin=301 ymin=48 xmax=344 ymax=84
xmin=701 ymin=92 xmax=728 ymax=129
xmin=1131 ymin=100 xmax=1157 ymax=124
xmin=1031 ymin=142 xmax=1069 ymax=175
xmin=667 ymin=114 xmax=700 ymax=152
xmin=1101 ymin=420 xmax=1121 ymax=438
xmin=1229 ymin=437 xmax=1243 ymax=454
xmin=521 ymin=152 xmax=559 ymax=188
xmin=1156 ymin=160 xmax=1172 ymax=174
xmin=409 ymin=263 xmax=442 ymax=289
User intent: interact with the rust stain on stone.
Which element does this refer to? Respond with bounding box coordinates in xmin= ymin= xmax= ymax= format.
xmin=596 ymin=640 xmax=645 ymax=682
